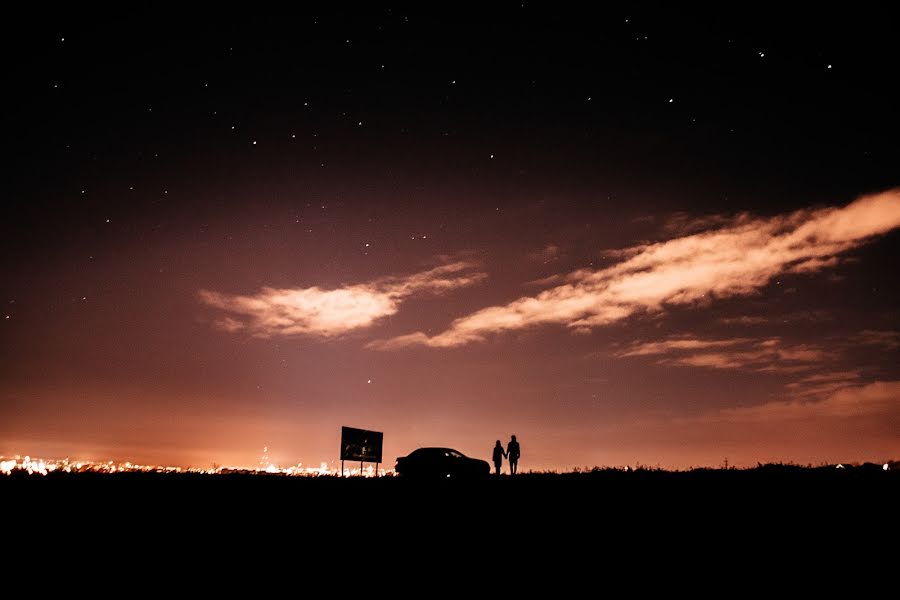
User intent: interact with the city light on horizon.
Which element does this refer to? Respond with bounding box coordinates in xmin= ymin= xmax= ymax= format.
xmin=0 ymin=452 xmax=393 ymax=478
xmin=2 ymin=451 xmax=894 ymax=477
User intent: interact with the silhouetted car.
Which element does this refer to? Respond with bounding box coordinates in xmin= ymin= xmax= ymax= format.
xmin=395 ymin=448 xmax=490 ymax=479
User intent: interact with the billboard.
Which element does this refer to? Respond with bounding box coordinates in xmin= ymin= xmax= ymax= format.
xmin=340 ymin=426 xmax=384 ymax=463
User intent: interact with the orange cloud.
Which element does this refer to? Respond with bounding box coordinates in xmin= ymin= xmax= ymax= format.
xmin=717 ymin=310 xmax=832 ymax=326
xmin=617 ymin=336 xmax=831 ymax=373
xmin=371 ymin=189 xmax=900 ymax=349
xmin=618 ymin=337 xmax=750 ymax=356
xmin=600 ymin=379 xmax=900 ymax=467
xmin=850 ymin=329 xmax=900 ymax=350
xmin=714 ymin=380 xmax=900 ymax=422
xmin=783 ymin=370 xmax=862 ymax=398
xmin=199 ymin=261 xmax=486 ymax=338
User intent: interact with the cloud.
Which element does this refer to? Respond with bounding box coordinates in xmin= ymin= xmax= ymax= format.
xmin=200 ymin=261 xmax=486 ymax=338
xmin=595 ymin=378 xmax=900 ymax=467
xmin=528 ymin=244 xmax=561 ymax=264
xmin=372 ymin=189 xmax=900 ymax=349
xmin=717 ymin=315 xmax=770 ymax=326
xmin=785 ymin=256 xmax=840 ymax=273
xmin=850 ymin=329 xmax=900 ymax=350
xmin=662 ymin=211 xmax=736 ymax=236
xmin=715 ymin=380 xmax=900 ymax=422
xmin=717 ymin=310 xmax=832 ymax=326
xmin=791 ymin=370 xmax=861 ymax=384
xmin=524 ymin=274 xmax=564 ymax=287
xmin=616 ymin=336 xmax=831 ymax=373
xmin=784 ymin=370 xmax=862 ymax=397
xmin=617 ymin=337 xmax=750 ymax=357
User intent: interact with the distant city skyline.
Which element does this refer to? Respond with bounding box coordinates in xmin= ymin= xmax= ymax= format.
xmin=0 ymin=451 xmax=389 ymax=477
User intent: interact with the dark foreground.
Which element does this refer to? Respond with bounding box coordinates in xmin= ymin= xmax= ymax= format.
xmin=5 ymin=465 xmax=897 ymax=570
xmin=7 ymin=465 xmax=897 ymax=518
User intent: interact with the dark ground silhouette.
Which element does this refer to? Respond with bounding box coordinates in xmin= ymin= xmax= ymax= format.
xmin=4 ymin=465 xmax=896 ymax=570
xmin=5 ymin=464 xmax=896 ymax=516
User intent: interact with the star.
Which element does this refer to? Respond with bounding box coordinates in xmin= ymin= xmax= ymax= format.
xmin=367 ymin=379 xmax=372 ymax=384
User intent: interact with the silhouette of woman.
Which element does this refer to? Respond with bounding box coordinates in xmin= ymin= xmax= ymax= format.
xmin=507 ymin=435 xmax=521 ymax=475
xmin=492 ymin=440 xmax=506 ymax=475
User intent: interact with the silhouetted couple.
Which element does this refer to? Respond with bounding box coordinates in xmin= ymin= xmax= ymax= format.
xmin=493 ymin=435 xmax=521 ymax=475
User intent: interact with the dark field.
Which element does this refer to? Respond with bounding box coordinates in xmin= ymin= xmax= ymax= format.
xmin=7 ymin=464 xmax=897 ymax=519
xmin=6 ymin=465 xmax=897 ymax=571
xmin=3 ymin=467 xmax=892 ymax=586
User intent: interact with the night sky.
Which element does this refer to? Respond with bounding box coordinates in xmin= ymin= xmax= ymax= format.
xmin=3 ymin=7 xmax=899 ymax=470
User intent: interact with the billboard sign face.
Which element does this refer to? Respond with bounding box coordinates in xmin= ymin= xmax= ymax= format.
xmin=340 ymin=426 xmax=384 ymax=463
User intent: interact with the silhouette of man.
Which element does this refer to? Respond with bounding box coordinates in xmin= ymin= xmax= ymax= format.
xmin=506 ymin=435 xmax=521 ymax=475
xmin=492 ymin=440 xmax=506 ymax=475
